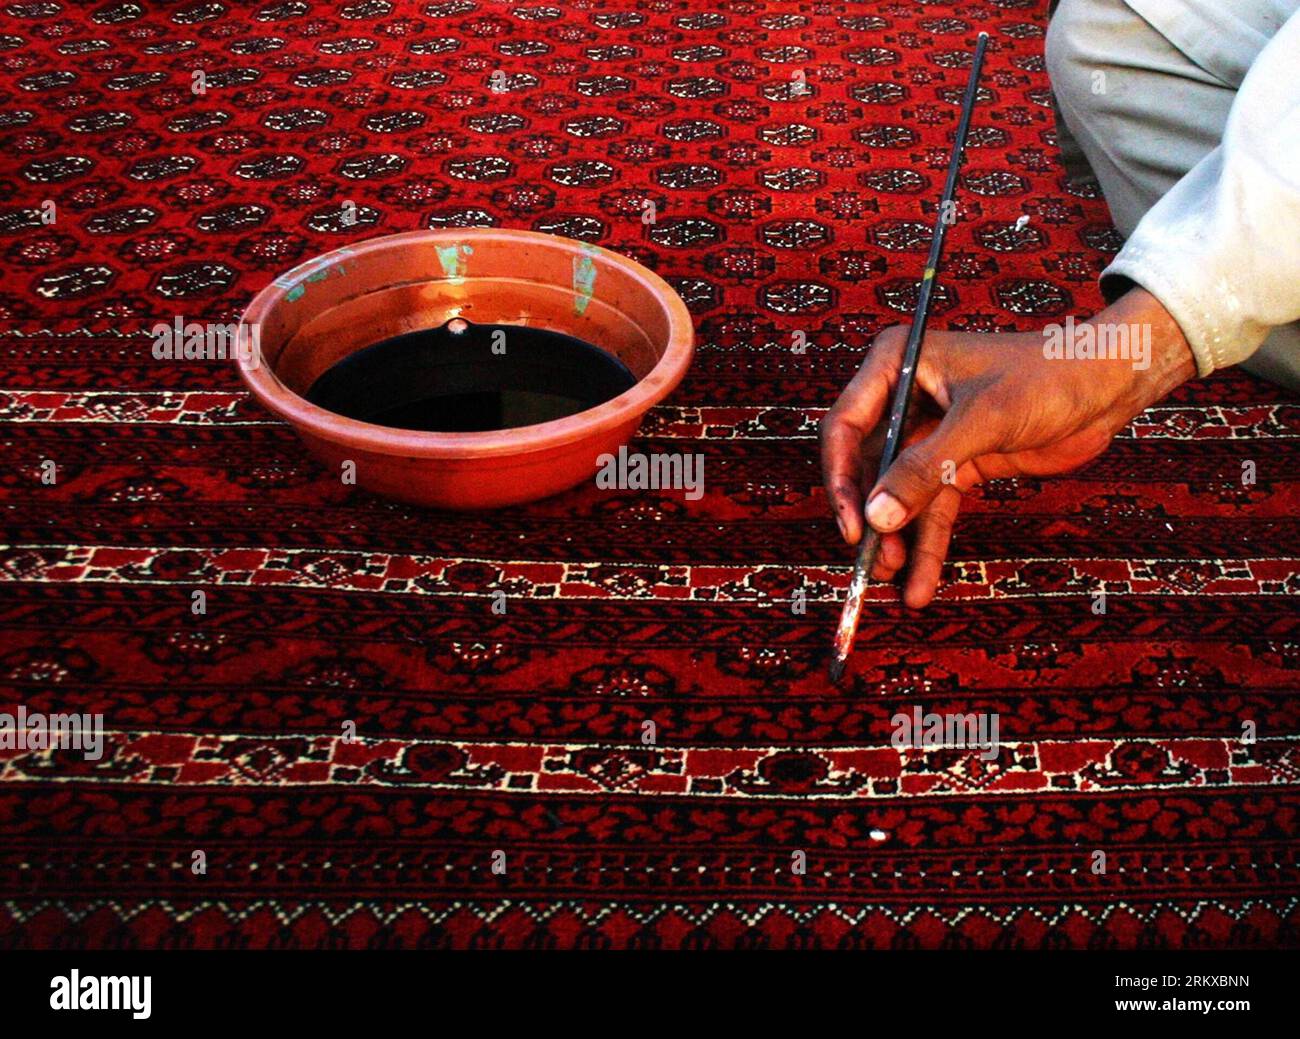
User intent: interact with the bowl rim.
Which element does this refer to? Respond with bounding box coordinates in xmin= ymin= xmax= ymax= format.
xmin=236 ymin=228 xmax=695 ymax=459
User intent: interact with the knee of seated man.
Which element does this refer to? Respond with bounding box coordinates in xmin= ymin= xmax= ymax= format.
xmin=1045 ymin=0 xmax=1112 ymax=126
xmin=1045 ymin=0 xmax=1149 ymax=133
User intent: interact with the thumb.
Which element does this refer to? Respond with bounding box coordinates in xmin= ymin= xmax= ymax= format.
xmin=865 ymin=402 xmax=997 ymax=533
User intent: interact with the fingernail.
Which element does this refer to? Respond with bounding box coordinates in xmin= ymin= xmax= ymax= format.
xmin=866 ymin=491 xmax=905 ymax=531
xmin=835 ymin=514 xmax=847 ymax=541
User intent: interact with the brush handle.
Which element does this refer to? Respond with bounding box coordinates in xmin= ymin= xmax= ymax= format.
xmin=851 ymin=34 xmax=989 ymax=592
xmin=876 ymin=31 xmax=989 ymax=479
xmin=848 ymin=527 xmax=883 ymax=594
xmin=830 ymin=34 xmax=989 ymax=679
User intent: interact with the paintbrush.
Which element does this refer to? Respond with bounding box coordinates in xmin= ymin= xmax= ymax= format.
xmin=828 ymin=32 xmax=990 ymax=684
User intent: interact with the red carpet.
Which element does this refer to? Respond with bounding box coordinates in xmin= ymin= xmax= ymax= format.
xmin=1 ymin=1 xmax=1297 ymax=949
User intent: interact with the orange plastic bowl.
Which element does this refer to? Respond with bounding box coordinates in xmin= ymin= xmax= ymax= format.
xmin=237 ymin=229 xmax=695 ymax=509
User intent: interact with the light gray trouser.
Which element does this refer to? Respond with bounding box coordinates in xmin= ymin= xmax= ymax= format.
xmin=1045 ymin=0 xmax=1300 ymax=391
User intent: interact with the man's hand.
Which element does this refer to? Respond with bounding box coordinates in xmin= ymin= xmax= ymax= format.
xmin=819 ymin=288 xmax=1197 ymax=607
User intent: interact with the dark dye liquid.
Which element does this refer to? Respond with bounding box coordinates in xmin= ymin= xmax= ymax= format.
xmin=305 ymin=319 xmax=637 ymax=432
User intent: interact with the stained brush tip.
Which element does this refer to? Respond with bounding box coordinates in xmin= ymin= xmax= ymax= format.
xmin=827 ymin=654 xmax=847 ymax=684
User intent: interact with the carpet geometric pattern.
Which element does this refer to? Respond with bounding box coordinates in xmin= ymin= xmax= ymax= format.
xmin=1 ymin=0 xmax=1297 ymax=949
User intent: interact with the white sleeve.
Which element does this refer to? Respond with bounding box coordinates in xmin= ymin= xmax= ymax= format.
xmin=1100 ymin=10 xmax=1300 ymax=375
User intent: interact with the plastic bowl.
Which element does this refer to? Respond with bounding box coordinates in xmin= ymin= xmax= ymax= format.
xmin=237 ymin=229 xmax=695 ymax=508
